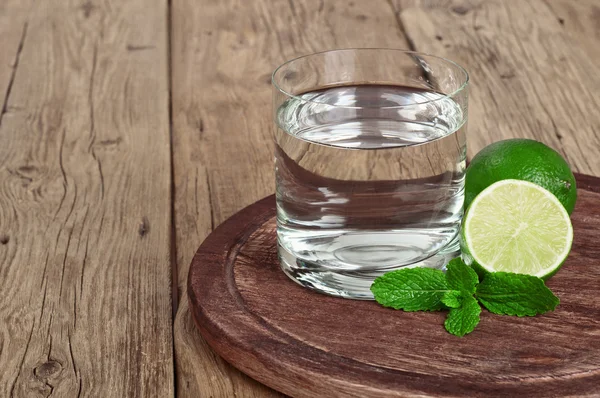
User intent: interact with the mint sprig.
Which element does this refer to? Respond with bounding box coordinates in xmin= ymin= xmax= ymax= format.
xmin=371 ymin=259 xmax=560 ymax=337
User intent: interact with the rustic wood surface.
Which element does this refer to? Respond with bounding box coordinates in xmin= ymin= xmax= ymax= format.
xmin=0 ymin=0 xmax=174 ymax=397
xmin=1 ymin=0 xmax=599 ymax=396
xmin=189 ymin=175 xmax=600 ymax=398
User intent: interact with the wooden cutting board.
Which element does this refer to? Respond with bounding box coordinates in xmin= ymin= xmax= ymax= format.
xmin=188 ymin=174 xmax=600 ymax=397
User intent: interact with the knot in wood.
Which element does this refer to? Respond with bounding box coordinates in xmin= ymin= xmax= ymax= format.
xmin=451 ymin=6 xmax=469 ymax=15
xmin=35 ymin=360 xmax=62 ymax=379
xmin=139 ymin=216 xmax=150 ymax=237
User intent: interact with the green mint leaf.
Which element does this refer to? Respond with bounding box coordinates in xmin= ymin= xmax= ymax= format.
xmin=476 ymin=272 xmax=560 ymax=316
xmin=445 ymin=258 xmax=479 ymax=295
xmin=371 ymin=268 xmax=451 ymax=311
xmin=441 ymin=290 xmax=463 ymax=309
xmin=444 ymin=295 xmax=481 ymax=336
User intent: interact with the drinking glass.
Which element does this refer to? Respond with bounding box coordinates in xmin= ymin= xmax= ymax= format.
xmin=272 ymin=49 xmax=469 ymax=299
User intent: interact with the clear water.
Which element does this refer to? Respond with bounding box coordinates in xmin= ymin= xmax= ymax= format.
xmin=274 ymin=85 xmax=467 ymax=299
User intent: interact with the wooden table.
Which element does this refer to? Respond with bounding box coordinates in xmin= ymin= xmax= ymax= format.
xmin=1 ymin=0 xmax=598 ymax=396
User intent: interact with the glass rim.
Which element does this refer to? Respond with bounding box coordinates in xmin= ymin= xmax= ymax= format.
xmin=271 ymin=48 xmax=469 ymax=109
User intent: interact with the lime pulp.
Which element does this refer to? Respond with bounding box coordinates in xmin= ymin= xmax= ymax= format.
xmin=461 ymin=179 xmax=573 ymax=279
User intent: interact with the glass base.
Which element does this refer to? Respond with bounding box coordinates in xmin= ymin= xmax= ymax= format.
xmin=278 ymin=237 xmax=460 ymax=300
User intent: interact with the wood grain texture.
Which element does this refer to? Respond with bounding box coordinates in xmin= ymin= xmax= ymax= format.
xmin=392 ymin=0 xmax=600 ymax=175
xmin=541 ymin=0 xmax=600 ymax=62
xmin=0 ymin=0 xmax=33 ymax=128
xmin=189 ymin=176 xmax=600 ymax=398
xmin=170 ymin=0 xmax=411 ymax=396
xmin=0 ymin=0 xmax=173 ymax=396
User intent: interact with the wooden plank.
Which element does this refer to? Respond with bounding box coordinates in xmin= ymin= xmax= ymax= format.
xmin=171 ymin=0 xmax=411 ymax=395
xmin=392 ymin=0 xmax=600 ymax=176
xmin=0 ymin=0 xmax=173 ymax=396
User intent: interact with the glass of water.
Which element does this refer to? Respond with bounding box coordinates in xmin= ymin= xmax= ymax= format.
xmin=272 ymin=49 xmax=468 ymax=299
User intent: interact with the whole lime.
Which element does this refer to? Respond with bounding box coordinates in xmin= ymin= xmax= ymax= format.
xmin=465 ymin=139 xmax=577 ymax=214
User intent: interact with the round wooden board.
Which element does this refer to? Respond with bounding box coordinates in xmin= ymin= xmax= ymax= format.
xmin=188 ymin=174 xmax=600 ymax=398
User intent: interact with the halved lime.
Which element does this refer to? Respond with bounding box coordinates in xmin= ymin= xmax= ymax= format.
xmin=461 ymin=179 xmax=573 ymax=280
